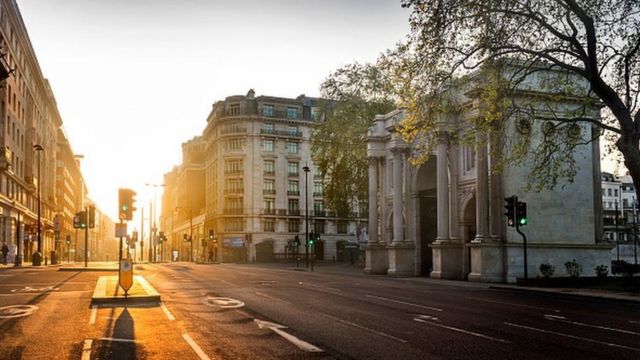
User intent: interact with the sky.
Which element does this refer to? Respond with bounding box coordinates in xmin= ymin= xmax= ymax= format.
xmin=15 ymin=0 xmax=411 ymax=224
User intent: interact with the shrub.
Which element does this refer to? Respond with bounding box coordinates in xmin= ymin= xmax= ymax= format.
xmin=539 ymin=262 xmax=555 ymax=278
xmin=564 ymin=259 xmax=582 ymax=278
xmin=594 ymin=265 xmax=608 ymax=278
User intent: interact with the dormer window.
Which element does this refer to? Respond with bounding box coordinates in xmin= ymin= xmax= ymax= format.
xmin=287 ymin=107 xmax=298 ymax=119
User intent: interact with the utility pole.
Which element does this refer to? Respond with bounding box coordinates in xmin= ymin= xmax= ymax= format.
xmin=84 ymin=206 xmax=89 ymax=268
xmin=140 ymin=207 xmax=144 ymax=262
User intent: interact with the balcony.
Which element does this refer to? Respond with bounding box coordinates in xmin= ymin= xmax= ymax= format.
xmin=288 ymin=209 xmax=301 ymax=216
xmin=287 ymin=190 xmax=299 ymax=196
xmin=260 ymin=128 xmax=303 ymax=138
xmin=263 ymin=209 xmax=277 ymax=215
xmin=224 ymin=170 xmax=243 ymax=176
xmin=221 ymin=127 xmax=247 ymax=135
xmin=261 ymin=109 xmax=301 ymax=120
xmin=263 ymin=189 xmax=276 ymax=195
xmin=288 ymin=172 xmax=299 ymax=177
xmin=223 ymin=208 xmax=244 ymax=215
xmin=313 ymin=192 xmax=323 ymax=197
xmin=263 ymin=171 xmax=275 ymax=176
xmin=313 ymin=210 xmax=326 ymax=217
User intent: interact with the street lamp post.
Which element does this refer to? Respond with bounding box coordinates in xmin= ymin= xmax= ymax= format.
xmin=175 ymin=207 xmax=193 ymax=262
xmin=303 ymin=165 xmax=310 ymax=268
xmin=146 ymin=183 xmax=164 ymax=262
xmin=33 ymin=144 xmax=44 ymax=266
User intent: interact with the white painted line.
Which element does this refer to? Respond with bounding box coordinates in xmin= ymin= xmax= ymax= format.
xmin=93 ymin=276 xmax=107 ymax=298
xmin=365 ymin=294 xmax=443 ymax=312
xmin=147 ymin=273 xmax=158 ymax=280
xmin=544 ymin=314 xmax=640 ymax=336
xmin=505 ymin=322 xmax=640 ymax=352
xmin=81 ymin=339 xmax=92 ymax=360
xmin=255 ymin=291 xmax=292 ymax=305
xmin=466 ymin=296 xmax=559 ymax=312
xmin=160 ymin=302 xmax=175 ymax=321
xmin=319 ymin=313 xmax=407 ymax=343
xmin=418 ymin=319 xmax=510 ymax=343
xmin=135 ymin=275 xmax=160 ymax=296
xmin=182 ymin=333 xmax=211 ymax=360
xmin=89 ymin=305 xmax=97 ymax=324
xmin=98 ymin=337 xmax=138 ymax=343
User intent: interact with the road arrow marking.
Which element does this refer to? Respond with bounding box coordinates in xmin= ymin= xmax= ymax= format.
xmin=0 ymin=305 xmax=38 ymax=319
xmin=254 ymin=319 xmax=323 ymax=352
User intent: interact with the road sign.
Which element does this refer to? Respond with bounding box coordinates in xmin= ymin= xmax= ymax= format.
xmin=115 ymin=223 xmax=127 ymax=238
xmin=119 ymin=259 xmax=133 ymax=295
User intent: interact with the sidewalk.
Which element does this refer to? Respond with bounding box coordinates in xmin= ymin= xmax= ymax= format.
xmin=58 ymin=261 xmax=119 ymax=272
xmin=0 ymin=262 xmax=62 ymax=270
xmin=489 ymin=284 xmax=640 ymax=304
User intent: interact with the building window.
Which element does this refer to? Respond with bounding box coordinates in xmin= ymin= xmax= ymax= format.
xmin=287 ymin=125 xmax=299 ymax=136
xmin=225 ymin=178 xmax=243 ymax=193
xmin=263 ymin=139 xmax=274 ymax=152
xmin=264 ymin=160 xmax=275 ymax=175
xmin=225 ymin=159 xmax=243 ymax=174
xmin=311 ymin=107 xmax=319 ymax=121
xmin=288 ymin=220 xmax=300 ymax=233
xmin=263 ymin=105 xmax=274 ymax=117
xmin=287 ymin=161 xmax=299 ymax=176
xmin=463 ymin=145 xmax=476 ymax=173
xmin=263 ymin=179 xmax=275 ymax=194
xmin=288 ymin=180 xmax=299 ymax=195
xmin=224 ymin=218 xmax=243 ymax=232
xmin=614 ymin=189 xmax=618 ymax=197
xmin=337 ymin=221 xmax=348 ymax=234
xmin=224 ymin=198 xmax=243 ymax=215
xmin=264 ymin=198 xmax=275 ymax=214
xmin=262 ymin=123 xmax=274 ymax=134
xmin=288 ymin=199 xmax=299 ymax=215
xmin=286 ymin=142 xmax=298 ymax=154
xmin=287 ymin=107 xmax=298 ymax=119
xmin=227 ymin=138 xmax=244 ymax=151
xmin=607 ymin=188 xmax=612 ymax=196
xmin=313 ymin=180 xmax=323 ymax=196
xmin=313 ymin=200 xmax=324 ymax=215
xmin=228 ymin=103 xmax=240 ymax=115
xmin=313 ymin=220 xmax=325 ymax=234
xmin=263 ymin=219 xmax=275 ymax=232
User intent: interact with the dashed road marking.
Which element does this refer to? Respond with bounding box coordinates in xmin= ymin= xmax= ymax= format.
xmin=161 ymin=302 xmax=175 ymax=321
xmin=255 ymin=291 xmax=292 ymax=305
xmin=505 ymin=322 xmax=640 ymax=352
xmin=318 ymin=312 xmax=407 ymax=343
xmin=417 ymin=318 xmax=510 ymax=343
xmin=81 ymin=339 xmax=92 ymax=360
xmin=98 ymin=337 xmax=138 ymax=343
xmin=89 ymin=305 xmax=97 ymax=324
xmin=182 ymin=333 xmax=211 ymax=360
xmin=544 ymin=314 xmax=640 ymax=336
xmin=365 ymin=294 xmax=443 ymax=312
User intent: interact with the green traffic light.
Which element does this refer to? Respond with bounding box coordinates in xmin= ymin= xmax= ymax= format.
xmin=519 ymin=218 xmax=528 ymax=225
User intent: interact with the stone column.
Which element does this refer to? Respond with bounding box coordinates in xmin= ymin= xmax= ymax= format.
xmin=474 ymin=132 xmax=490 ymax=242
xmin=449 ymin=142 xmax=460 ymax=241
xmin=436 ymin=135 xmax=450 ymax=242
xmin=489 ymin=135 xmax=503 ymax=241
xmin=365 ymin=157 xmax=388 ymax=274
xmin=368 ymin=157 xmax=378 ymax=244
xmin=392 ymin=148 xmax=403 ymax=244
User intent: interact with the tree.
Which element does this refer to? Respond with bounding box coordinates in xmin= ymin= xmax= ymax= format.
xmin=312 ymin=63 xmax=396 ymax=217
xmin=394 ymin=0 xmax=640 ymax=200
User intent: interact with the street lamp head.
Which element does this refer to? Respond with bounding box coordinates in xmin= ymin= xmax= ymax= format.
xmin=33 ymin=144 xmax=44 ymax=151
xmin=303 ymin=165 xmax=310 ymax=172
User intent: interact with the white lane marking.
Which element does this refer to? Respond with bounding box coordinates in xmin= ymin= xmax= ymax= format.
xmin=417 ymin=318 xmax=510 ymax=343
xmin=81 ymin=339 xmax=92 ymax=360
xmin=135 ymin=275 xmax=159 ymax=295
xmin=505 ymin=322 xmax=640 ymax=352
xmin=0 ymin=305 xmax=38 ymax=319
xmin=11 ymin=286 xmax=58 ymax=293
xmin=182 ymin=333 xmax=211 ymax=360
xmin=93 ymin=276 xmax=108 ymax=298
xmin=318 ymin=312 xmax=407 ymax=343
xmin=89 ymin=305 xmax=97 ymax=324
xmin=160 ymin=302 xmax=175 ymax=321
xmin=205 ymin=296 xmax=245 ymax=309
xmin=147 ymin=273 xmax=158 ymax=280
xmin=365 ymin=294 xmax=443 ymax=312
xmin=414 ymin=314 xmax=439 ymax=322
xmin=98 ymin=337 xmax=138 ymax=343
xmin=254 ymin=319 xmax=323 ymax=352
xmin=466 ymin=296 xmax=560 ymax=312
xmin=543 ymin=315 xmax=640 ymax=336
xmin=255 ymin=291 xmax=292 ymax=305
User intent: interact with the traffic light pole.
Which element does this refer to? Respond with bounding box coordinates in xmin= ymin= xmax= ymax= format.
xmin=85 ymin=206 xmax=89 ymax=268
xmin=515 ymin=217 xmax=528 ymax=281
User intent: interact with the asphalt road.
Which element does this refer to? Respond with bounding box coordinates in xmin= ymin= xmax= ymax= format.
xmin=0 ymin=262 xmax=639 ymax=359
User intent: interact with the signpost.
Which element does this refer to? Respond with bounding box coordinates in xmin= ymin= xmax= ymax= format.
xmin=119 ymin=258 xmax=133 ymax=297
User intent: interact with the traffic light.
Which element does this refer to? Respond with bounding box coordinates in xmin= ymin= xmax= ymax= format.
xmin=516 ymin=201 xmax=528 ymax=226
xmin=118 ymin=188 xmax=137 ymax=221
xmin=293 ymin=235 xmax=300 ymax=246
xmin=77 ymin=211 xmax=87 ymax=229
xmin=209 ymin=229 xmax=214 ymax=240
xmin=504 ymin=196 xmax=516 ymax=227
xmin=88 ymin=205 xmax=96 ymax=228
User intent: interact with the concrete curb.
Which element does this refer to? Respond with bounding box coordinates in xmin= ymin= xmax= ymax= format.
xmin=489 ymin=284 xmax=640 ymax=304
xmin=91 ymin=275 xmax=161 ymax=304
xmin=59 ymin=267 xmax=118 ymax=272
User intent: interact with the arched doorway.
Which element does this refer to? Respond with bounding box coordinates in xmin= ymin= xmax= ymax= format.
xmin=415 ymin=157 xmax=437 ymax=276
xmin=460 ymin=194 xmax=476 ymax=278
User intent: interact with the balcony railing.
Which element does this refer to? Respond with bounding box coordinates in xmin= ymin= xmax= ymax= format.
xmin=224 ymin=170 xmax=243 ymax=176
xmin=223 ymin=208 xmax=244 ymax=215
xmin=221 ymin=127 xmax=247 ymax=135
xmin=260 ymin=128 xmax=303 ymax=137
xmin=288 ymin=172 xmax=299 ymax=177
xmin=313 ymin=192 xmax=323 ymax=197
xmin=288 ymin=209 xmax=301 ymax=216
xmin=287 ymin=190 xmax=300 ymax=196
xmin=263 ymin=189 xmax=276 ymax=195
xmin=224 ymin=189 xmax=244 ymax=194
xmin=263 ymin=209 xmax=277 ymax=215
xmin=264 ymin=171 xmax=275 ymax=176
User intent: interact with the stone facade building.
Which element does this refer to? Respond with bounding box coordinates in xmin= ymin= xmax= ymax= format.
xmin=189 ymin=89 xmax=363 ymax=263
xmin=366 ymin=67 xmax=612 ymax=282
